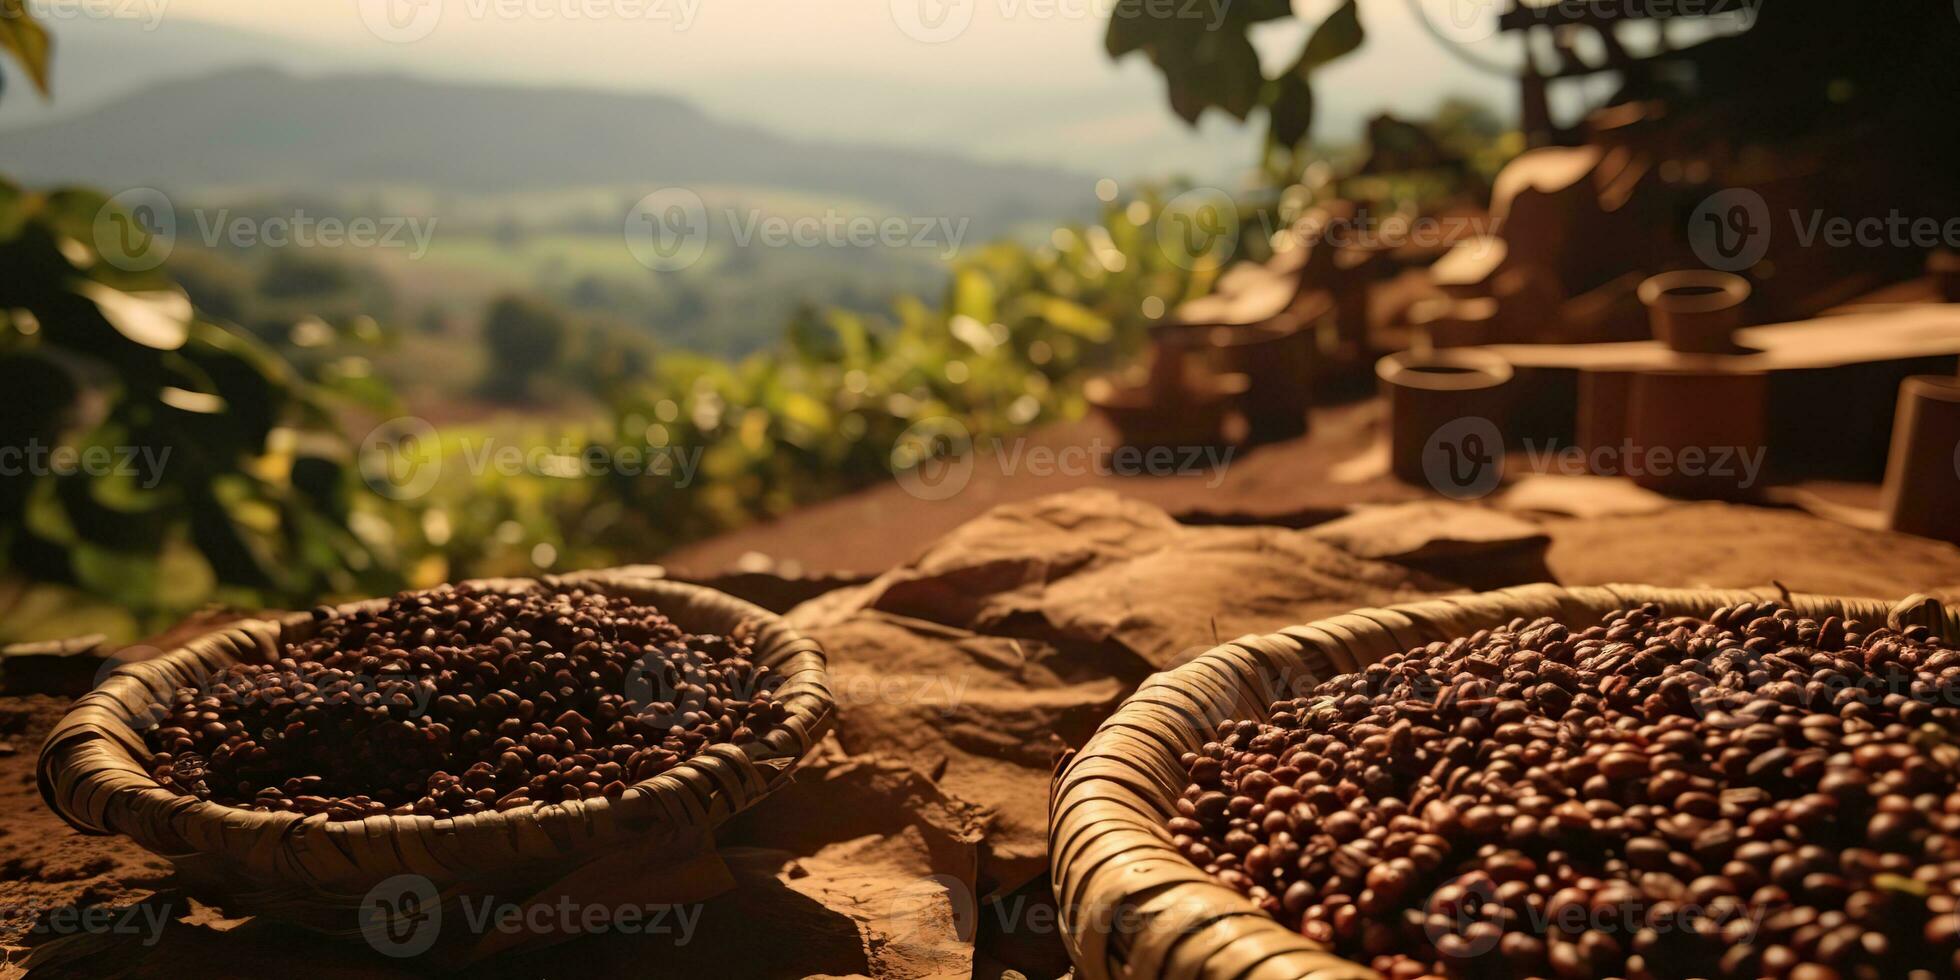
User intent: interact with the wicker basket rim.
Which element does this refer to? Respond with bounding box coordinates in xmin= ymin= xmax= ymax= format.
xmin=1047 ymin=582 xmax=1957 ymax=980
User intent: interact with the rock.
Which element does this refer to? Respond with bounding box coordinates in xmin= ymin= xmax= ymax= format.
xmin=0 ymin=635 xmax=109 ymax=698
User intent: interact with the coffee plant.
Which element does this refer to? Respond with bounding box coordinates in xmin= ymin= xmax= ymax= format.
xmin=0 ymin=11 xmax=1236 ymax=642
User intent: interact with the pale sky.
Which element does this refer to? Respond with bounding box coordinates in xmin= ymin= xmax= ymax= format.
xmin=153 ymin=0 xmax=1514 ymax=103
xmin=163 ymin=0 xmax=1292 ymax=87
xmin=35 ymin=0 xmax=1520 ymax=179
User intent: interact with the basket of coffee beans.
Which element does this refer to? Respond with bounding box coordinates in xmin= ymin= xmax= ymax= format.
xmin=38 ymin=569 xmax=832 ymax=953
xmin=1049 ymin=583 xmax=1960 ymax=980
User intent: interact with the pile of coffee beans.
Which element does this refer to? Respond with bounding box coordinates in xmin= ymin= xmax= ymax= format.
xmin=1168 ymin=602 xmax=1960 ymax=979
xmin=142 ymin=584 xmax=787 ymax=819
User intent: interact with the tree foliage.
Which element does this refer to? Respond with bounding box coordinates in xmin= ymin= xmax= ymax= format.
xmin=1107 ymin=0 xmax=1365 ymax=152
xmin=480 ymin=294 xmax=570 ymax=401
xmin=0 ymin=19 xmax=403 ymax=638
xmin=579 ymin=188 xmax=1223 ymax=547
xmin=0 ymin=180 xmax=400 ymax=630
xmin=0 ymin=0 xmax=52 ymax=99
xmin=0 ymin=8 xmax=1236 ymax=641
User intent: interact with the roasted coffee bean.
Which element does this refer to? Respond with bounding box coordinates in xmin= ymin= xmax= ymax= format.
xmin=1171 ymin=602 xmax=1960 ymax=979
xmin=142 ymin=584 xmax=787 ymax=819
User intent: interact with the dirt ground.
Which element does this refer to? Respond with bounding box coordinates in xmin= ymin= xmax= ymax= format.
xmin=659 ymin=401 xmax=1418 ymax=579
xmin=6 ymin=480 xmax=1960 ymax=977
xmin=657 ymin=397 xmax=1898 ymax=580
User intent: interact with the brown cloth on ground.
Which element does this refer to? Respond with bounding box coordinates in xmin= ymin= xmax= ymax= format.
xmin=788 ymin=491 xmax=1452 ymax=901
xmin=4 ymin=489 xmax=1960 ymax=979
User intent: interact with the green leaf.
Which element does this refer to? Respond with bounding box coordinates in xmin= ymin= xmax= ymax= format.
xmin=152 ymin=539 xmax=218 ymax=610
xmin=71 ymin=542 xmax=162 ymax=607
xmin=1037 ymin=297 xmax=1113 ymax=342
xmin=1201 ymin=30 xmax=1264 ymax=120
xmin=1297 ymin=0 xmax=1364 ymax=74
xmin=776 ymin=391 xmax=832 ymax=436
xmin=1109 ymin=0 xmax=1291 ymax=60
xmin=1104 ymin=0 xmax=1162 ymax=57
xmin=0 ymin=578 xmax=140 ymax=647
xmin=72 ymin=281 xmax=193 ymax=350
xmin=38 ymin=188 xmax=114 ymax=244
xmin=0 ymin=179 xmax=25 ymax=241
xmin=57 ymin=470 xmax=170 ymax=550
xmin=188 ymin=486 xmax=276 ymax=588
xmin=951 ymin=268 xmax=997 ymax=324
xmin=1165 ymin=76 xmax=1209 ymax=127
xmin=1157 ymin=28 xmax=1264 ymax=124
xmin=19 ymin=477 xmax=77 ymax=548
xmin=290 ymin=454 xmax=348 ymax=516
xmin=1269 ymin=72 xmax=1315 ymax=148
xmin=1238 ymin=0 xmax=1294 ymax=23
xmin=825 ymin=309 xmax=871 ymax=366
xmin=0 ymin=0 xmax=51 ymax=98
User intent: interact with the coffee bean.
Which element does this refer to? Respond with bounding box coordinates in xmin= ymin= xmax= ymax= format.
xmin=1172 ymin=602 xmax=1960 ymax=978
xmin=1600 ymin=751 xmax=1648 ymax=779
xmin=141 ymin=584 xmax=785 ymax=819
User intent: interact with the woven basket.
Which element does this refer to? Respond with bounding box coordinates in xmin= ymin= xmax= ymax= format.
xmin=37 ymin=568 xmax=833 ymax=957
xmin=1048 ymin=583 xmax=1959 ymax=980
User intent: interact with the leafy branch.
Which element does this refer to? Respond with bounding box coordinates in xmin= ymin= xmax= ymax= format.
xmin=0 ymin=0 xmax=52 ymax=99
xmin=1107 ymin=0 xmax=1366 ymax=151
xmin=0 ymin=11 xmax=402 ymax=638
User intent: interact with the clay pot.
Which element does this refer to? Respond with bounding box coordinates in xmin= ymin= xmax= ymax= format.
xmin=1624 ymin=367 xmax=1769 ymax=500
xmin=1575 ymin=368 xmax=1636 ymax=474
xmin=1930 ymin=248 xmax=1960 ymax=303
xmin=1209 ymin=321 xmax=1314 ymax=444
xmin=1881 ymin=375 xmax=1960 ymax=543
xmin=1638 ymin=270 xmax=1751 ymax=353
xmin=1330 ymin=244 xmax=1390 ymax=350
xmin=1377 ymin=349 xmax=1515 ymax=488
xmin=1088 ymin=346 xmax=1248 ymax=452
xmin=1490 ymin=264 xmax=1566 ymax=343
xmin=1560 ymin=272 xmax=1651 ymax=343
xmin=1409 ymin=297 xmax=1498 ymax=349
xmin=1430 ymin=236 xmax=1508 ymax=300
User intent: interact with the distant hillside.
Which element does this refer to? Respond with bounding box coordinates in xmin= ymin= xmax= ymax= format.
xmin=0 ymin=67 xmax=1095 ymax=225
xmin=0 ymin=13 xmax=1520 ymax=186
xmin=0 ymin=17 xmax=348 ymax=129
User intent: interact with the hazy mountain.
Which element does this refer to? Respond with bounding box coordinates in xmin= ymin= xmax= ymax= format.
xmin=0 ymin=16 xmax=1244 ymax=183
xmin=0 ymin=13 xmax=1518 ymax=188
xmin=674 ymin=71 xmax=1274 ymax=183
xmin=0 ymin=16 xmax=351 ymax=129
xmin=0 ymin=66 xmax=1096 ymax=225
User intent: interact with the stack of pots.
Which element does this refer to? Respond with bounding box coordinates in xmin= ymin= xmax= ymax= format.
xmin=1572 ymin=270 xmax=1768 ymax=497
